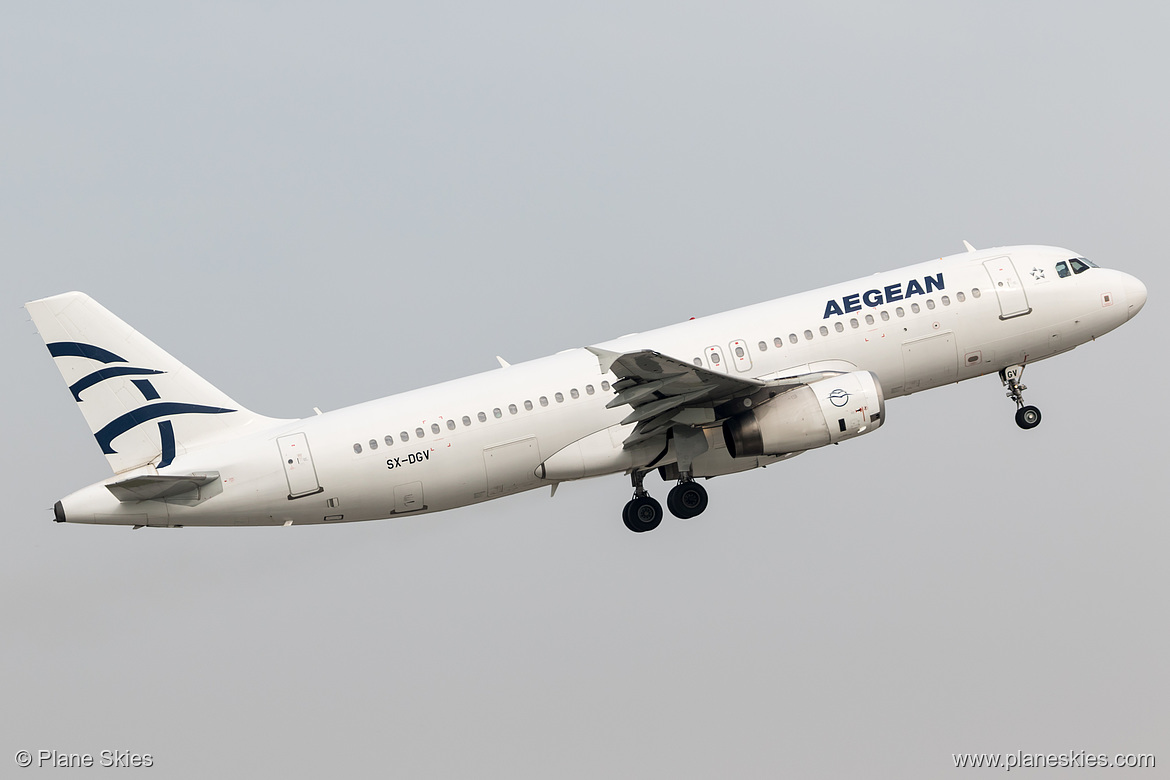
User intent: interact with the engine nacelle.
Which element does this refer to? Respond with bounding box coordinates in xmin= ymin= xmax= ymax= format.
xmin=723 ymin=370 xmax=885 ymax=458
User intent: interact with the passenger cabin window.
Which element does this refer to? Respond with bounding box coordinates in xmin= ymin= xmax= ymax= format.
xmin=895 ymin=307 xmax=904 ymax=317
xmin=462 ymin=416 xmax=471 ymax=426
xmin=957 ymin=291 xmax=966 ymax=302
xmin=570 ymin=388 xmax=580 ymax=399
xmin=911 ymin=303 xmax=920 ymax=314
xmin=353 ymin=443 xmax=362 ymax=454
xmin=447 ymin=419 xmax=456 ymax=430
xmin=774 ymin=337 xmax=784 ymax=348
xmin=493 ymin=408 xmax=502 ymax=418
xmin=803 ymin=329 xmax=813 ymax=340
xmin=555 ymin=392 xmax=564 ymax=403
xmin=880 ymin=311 xmax=890 ymax=321
xmin=385 ymin=435 xmax=395 ymax=446
xmin=818 ymin=326 xmax=828 ymax=336
xmin=758 ymin=341 xmax=767 ymax=351
xmin=865 ymin=314 xmax=875 ymax=325
xmin=524 ymin=400 xmax=533 ymax=411
xmin=477 ymin=412 xmax=487 ymax=423
xmin=586 ymin=385 xmax=595 ymax=395
xmin=692 ymin=358 xmax=702 ymax=366
xmin=601 ymin=381 xmax=610 ymax=391
xmin=508 ymin=404 xmax=518 ymax=415
xmin=941 ymin=296 xmax=951 ymax=306
xmin=850 ymin=318 xmax=859 ymax=328
xmin=834 ymin=322 xmax=844 ymax=332
xmin=369 ymin=439 xmax=378 ymax=450
xmin=926 ymin=299 xmax=935 ymax=310
xmin=416 ymin=427 xmax=426 ymax=438
xmin=789 ymin=333 xmax=798 ymax=344
xmin=971 ymin=288 xmax=981 ymax=298
xmin=1056 ymin=261 xmax=1071 ymax=278
xmin=734 ymin=346 xmax=745 ymax=358
xmin=400 ymin=431 xmax=409 ymax=442
xmin=539 ymin=396 xmax=549 ymax=407
xmin=431 ymin=423 xmax=440 ymax=434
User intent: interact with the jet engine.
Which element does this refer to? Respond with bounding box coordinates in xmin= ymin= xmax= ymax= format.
xmin=723 ymin=370 xmax=885 ymax=458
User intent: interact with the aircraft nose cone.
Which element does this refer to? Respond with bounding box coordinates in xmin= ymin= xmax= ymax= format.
xmin=1125 ymin=274 xmax=1147 ymax=320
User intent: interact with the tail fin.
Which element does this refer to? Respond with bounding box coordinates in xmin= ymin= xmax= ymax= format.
xmin=26 ymin=291 xmax=285 ymax=474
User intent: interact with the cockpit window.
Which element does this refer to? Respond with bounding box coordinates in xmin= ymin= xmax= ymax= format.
xmin=1056 ymin=261 xmax=1070 ymax=278
xmin=1079 ymin=257 xmax=1098 ymax=268
xmin=1070 ymin=258 xmax=1091 ymax=274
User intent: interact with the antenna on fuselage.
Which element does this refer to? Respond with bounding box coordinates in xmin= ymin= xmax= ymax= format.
xmin=963 ymin=240 xmax=977 ymax=253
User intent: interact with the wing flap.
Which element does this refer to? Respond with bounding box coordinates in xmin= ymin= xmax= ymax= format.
xmin=588 ymin=346 xmax=851 ymax=450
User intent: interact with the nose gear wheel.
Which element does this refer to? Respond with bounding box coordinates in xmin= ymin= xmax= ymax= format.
xmin=1000 ymin=364 xmax=1042 ymax=430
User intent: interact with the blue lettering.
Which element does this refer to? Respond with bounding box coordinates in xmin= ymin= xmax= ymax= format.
xmin=823 ymin=272 xmax=944 ymax=319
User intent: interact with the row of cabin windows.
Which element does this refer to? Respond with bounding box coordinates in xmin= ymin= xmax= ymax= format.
xmin=352 ymin=381 xmax=612 ymax=453
xmin=358 ymin=285 xmax=991 ymax=450
xmin=693 ymin=289 xmax=983 ymax=365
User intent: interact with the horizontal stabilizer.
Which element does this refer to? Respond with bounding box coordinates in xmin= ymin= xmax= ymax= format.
xmin=105 ymin=473 xmax=220 ymax=502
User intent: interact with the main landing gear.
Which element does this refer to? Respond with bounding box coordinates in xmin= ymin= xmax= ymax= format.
xmin=622 ymin=470 xmax=663 ymax=533
xmin=1000 ymin=364 xmax=1042 ymax=430
xmin=622 ymin=470 xmax=709 ymax=533
xmin=667 ymin=480 xmax=708 ymax=520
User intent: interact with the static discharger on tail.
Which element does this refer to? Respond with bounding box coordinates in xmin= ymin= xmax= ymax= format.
xmin=26 ymin=243 xmax=1146 ymax=533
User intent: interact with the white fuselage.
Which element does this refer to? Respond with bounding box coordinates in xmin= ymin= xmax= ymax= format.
xmin=56 ymin=245 xmax=1146 ymax=527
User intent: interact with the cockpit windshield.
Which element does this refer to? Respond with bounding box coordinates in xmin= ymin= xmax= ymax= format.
xmin=1056 ymin=257 xmax=1097 ymax=278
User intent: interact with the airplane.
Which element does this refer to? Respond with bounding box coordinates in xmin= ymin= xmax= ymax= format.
xmin=26 ymin=243 xmax=1146 ymax=533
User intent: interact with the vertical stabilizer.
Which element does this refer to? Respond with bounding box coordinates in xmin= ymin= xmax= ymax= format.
xmin=26 ymin=292 xmax=287 ymax=474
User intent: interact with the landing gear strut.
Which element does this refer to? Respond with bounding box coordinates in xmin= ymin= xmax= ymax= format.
xmin=622 ymin=470 xmax=663 ymax=533
xmin=1000 ymin=364 xmax=1041 ymax=430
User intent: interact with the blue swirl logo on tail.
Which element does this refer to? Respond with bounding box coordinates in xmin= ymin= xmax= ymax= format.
xmin=47 ymin=341 xmax=236 ymax=467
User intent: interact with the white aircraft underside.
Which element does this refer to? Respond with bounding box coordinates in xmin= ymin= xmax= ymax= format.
xmin=27 ymin=244 xmax=1147 ymax=532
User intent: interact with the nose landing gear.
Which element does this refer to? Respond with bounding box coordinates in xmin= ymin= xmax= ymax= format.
xmin=1001 ymin=364 xmax=1042 ymax=430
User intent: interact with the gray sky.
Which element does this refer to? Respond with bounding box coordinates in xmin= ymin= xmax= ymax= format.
xmin=2 ymin=3 xmax=1166 ymax=777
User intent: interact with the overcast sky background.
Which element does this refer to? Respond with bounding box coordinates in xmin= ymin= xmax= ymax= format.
xmin=2 ymin=3 xmax=1166 ymax=777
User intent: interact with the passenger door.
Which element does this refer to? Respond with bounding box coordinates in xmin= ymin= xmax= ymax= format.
xmin=983 ymin=257 xmax=1032 ymax=319
xmin=277 ymin=433 xmax=322 ymax=499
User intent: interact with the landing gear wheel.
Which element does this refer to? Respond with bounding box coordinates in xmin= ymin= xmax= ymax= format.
xmin=623 ymin=496 xmax=664 ymax=533
xmin=667 ymin=481 xmax=709 ymax=519
xmin=1015 ymin=405 xmax=1042 ymax=430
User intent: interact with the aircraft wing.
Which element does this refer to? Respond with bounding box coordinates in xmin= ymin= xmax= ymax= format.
xmin=586 ymin=347 xmax=843 ymax=448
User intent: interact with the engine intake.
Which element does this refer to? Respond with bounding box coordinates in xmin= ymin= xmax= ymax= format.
xmin=723 ymin=370 xmax=885 ymax=458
